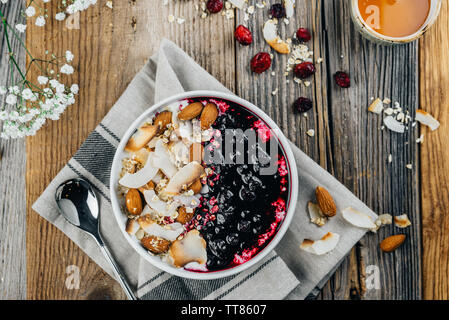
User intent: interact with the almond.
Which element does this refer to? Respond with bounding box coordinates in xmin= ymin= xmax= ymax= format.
xmin=189 ymin=178 xmax=202 ymax=194
xmin=153 ymin=111 xmax=172 ymax=130
xmin=176 ymin=206 xmax=195 ymax=224
xmin=189 ymin=142 xmax=204 ymax=163
xmin=141 ymin=235 xmax=171 ymax=254
xmin=200 ymin=102 xmax=219 ymax=130
xmin=315 ymin=186 xmax=337 ymax=217
xmin=380 ymin=234 xmax=406 ymax=252
xmin=125 ymin=189 xmax=143 ymax=215
xmin=178 ymin=102 xmax=203 ymax=121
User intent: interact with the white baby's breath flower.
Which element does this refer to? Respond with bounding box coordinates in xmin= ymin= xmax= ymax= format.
xmin=60 ymin=64 xmax=74 ymax=75
xmin=25 ymin=6 xmax=36 ymax=17
xmin=15 ymin=24 xmax=27 ymax=33
xmin=6 ymin=94 xmax=17 ymax=105
xmin=22 ymin=88 xmax=35 ymax=100
xmin=35 ymin=16 xmax=46 ymax=27
xmin=0 ymin=86 xmax=7 ymax=95
xmin=55 ymin=12 xmax=66 ymax=21
xmin=1 ymin=0 xmax=9 ymax=5
xmin=8 ymin=86 xmax=20 ymax=95
xmin=65 ymin=50 xmax=74 ymax=62
xmin=37 ymin=76 xmax=49 ymax=85
xmin=49 ymin=79 xmax=60 ymax=88
xmin=70 ymin=84 xmax=79 ymax=94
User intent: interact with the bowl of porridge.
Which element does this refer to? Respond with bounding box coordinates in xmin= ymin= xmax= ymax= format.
xmin=110 ymin=91 xmax=298 ymax=279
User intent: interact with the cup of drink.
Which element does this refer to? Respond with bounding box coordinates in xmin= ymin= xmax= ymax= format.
xmin=350 ymin=0 xmax=442 ymax=45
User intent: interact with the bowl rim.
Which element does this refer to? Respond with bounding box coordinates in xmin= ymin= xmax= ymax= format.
xmin=109 ymin=90 xmax=298 ymax=280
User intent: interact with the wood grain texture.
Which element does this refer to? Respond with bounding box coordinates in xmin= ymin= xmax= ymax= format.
xmin=420 ymin=0 xmax=449 ymax=300
xmin=321 ymin=1 xmax=421 ymax=300
xmin=0 ymin=0 xmax=27 ymax=300
xmin=25 ymin=0 xmax=235 ymax=299
xmin=236 ymin=0 xmax=421 ymax=300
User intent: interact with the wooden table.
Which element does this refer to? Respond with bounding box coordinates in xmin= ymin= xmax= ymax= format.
xmin=0 ymin=0 xmax=447 ymax=300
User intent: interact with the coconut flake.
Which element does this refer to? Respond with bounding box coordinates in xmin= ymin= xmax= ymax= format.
xmin=143 ymin=190 xmax=180 ymax=216
xmin=165 ymin=161 xmax=205 ymax=195
xmin=300 ymin=232 xmax=340 ymax=255
xmin=228 ymin=0 xmax=245 ymax=9
xmin=263 ymin=19 xmax=290 ymax=54
xmin=394 ymin=214 xmax=412 ymax=228
xmin=284 ymin=0 xmax=295 ymax=18
xmin=125 ymin=219 xmax=140 ymax=235
xmin=342 ymin=207 xmax=377 ymax=229
xmin=307 ymin=202 xmax=327 ymax=226
xmin=119 ymin=153 xmax=159 ymax=188
xmin=152 ymin=139 xmax=178 ymax=178
xmin=137 ymin=215 xmax=183 ymax=241
xmin=383 ymin=116 xmax=405 ymax=133
xmin=368 ymin=98 xmax=384 ymax=114
xmin=415 ymin=109 xmax=440 ymax=131
xmin=168 ymin=230 xmax=207 ymax=268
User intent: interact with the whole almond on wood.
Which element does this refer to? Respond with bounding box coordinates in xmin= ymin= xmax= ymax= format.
xmin=200 ymin=102 xmax=219 ymax=130
xmin=380 ymin=234 xmax=406 ymax=252
xmin=125 ymin=189 xmax=143 ymax=215
xmin=141 ymin=235 xmax=171 ymax=254
xmin=178 ymin=102 xmax=204 ymax=121
xmin=154 ymin=110 xmax=172 ymax=130
xmin=315 ymin=186 xmax=337 ymax=217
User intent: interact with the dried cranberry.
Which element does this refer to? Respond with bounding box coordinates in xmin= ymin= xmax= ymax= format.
xmin=206 ymin=0 xmax=223 ymax=13
xmin=334 ymin=71 xmax=350 ymax=88
xmin=234 ymin=25 xmax=253 ymax=46
xmin=294 ymin=62 xmax=316 ymax=79
xmin=269 ymin=3 xmax=286 ymax=19
xmin=296 ymin=28 xmax=311 ymax=42
xmin=293 ymin=97 xmax=313 ymax=113
xmin=250 ymin=52 xmax=271 ymax=74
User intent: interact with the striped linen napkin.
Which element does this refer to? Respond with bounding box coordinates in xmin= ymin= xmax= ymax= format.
xmin=32 ymin=39 xmax=377 ymax=300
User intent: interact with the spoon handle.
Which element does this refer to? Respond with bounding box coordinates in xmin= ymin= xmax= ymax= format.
xmin=98 ymin=243 xmax=138 ymax=300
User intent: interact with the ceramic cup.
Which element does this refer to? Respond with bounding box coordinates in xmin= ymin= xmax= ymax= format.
xmin=350 ymin=0 xmax=442 ymax=45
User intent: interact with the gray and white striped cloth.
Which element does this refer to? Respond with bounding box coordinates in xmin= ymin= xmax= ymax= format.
xmin=32 ymin=39 xmax=377 ymax=300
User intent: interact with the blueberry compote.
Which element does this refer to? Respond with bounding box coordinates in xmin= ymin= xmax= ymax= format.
xmin=185 ymin=98 xmax=289 ymax=272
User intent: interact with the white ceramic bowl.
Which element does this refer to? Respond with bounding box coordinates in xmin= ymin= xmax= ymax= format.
xmin=110 ymin=90 xmax=298 ymax=280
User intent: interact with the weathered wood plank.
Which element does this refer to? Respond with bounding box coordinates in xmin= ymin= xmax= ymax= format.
xmin=322 ymin=0 xmax=421 ymax=300
xmin=25 ymin=0 xmax=235 ymax=299
xmin=420 ymin=0 xmax=449 ymax=300
xmin=0 ymin=0 xmax=27 ymax=300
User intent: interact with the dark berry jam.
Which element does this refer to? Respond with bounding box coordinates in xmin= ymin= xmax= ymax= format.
xmin=185 ymin=98 xmax=290 ymax=272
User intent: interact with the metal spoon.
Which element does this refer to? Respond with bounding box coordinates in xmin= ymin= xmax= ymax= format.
xmin=55 ymin=178 xmax=137 ymax=300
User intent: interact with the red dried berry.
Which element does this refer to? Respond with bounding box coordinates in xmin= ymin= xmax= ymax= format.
xmin=293 ymin=97 xmax=313 ymax=113
xmin=206 ymin=0 xmax=223 ymax=13
xmin=294 ymin=62 xmax=316 ymax=79
xmin=234 ymin=25 xmax=253 ymax=46
xmin=296 ymin=28 xmax=311 ymax=42
xmin=334 ymin=71 xmax=350 ymax=88
xmin=250 ymin=52 xmax=271 ymax=74
xmin=269 ymin=3 xmax=286 ymax=19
